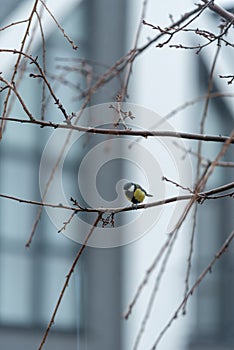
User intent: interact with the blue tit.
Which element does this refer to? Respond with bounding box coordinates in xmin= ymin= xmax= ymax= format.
xmin=124 ymin=182 xmax=153 ymax=204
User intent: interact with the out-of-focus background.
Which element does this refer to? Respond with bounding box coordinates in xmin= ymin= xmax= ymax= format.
xmin=0 ymin=1 xmax=234 ymax=349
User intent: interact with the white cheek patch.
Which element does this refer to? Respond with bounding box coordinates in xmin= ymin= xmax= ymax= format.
xmin=129 ymin=185 xmax=135 ymax=192
xmin=125 ymin=191 xmax=133 ymax=201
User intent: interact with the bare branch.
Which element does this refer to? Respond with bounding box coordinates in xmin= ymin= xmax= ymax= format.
xmin=119 ymin=0 xmax=149 ymax=101
xmin=0 ymin=76 xmax=35 ymax=121
xmin=1 ymin=182 xmax=233 ymax=215
xmin=0 ymin=49 xmax=70 ymax=121
xmin=136 ymin=4 xmax=205 ymax=54
xmin=182 ymin=203 xmax=198 ymax=315
xmin=202 ymin=0 xmax=234 ymax=22
xmin=39 ymin=0 xmax=78 ymax=50
xmin=35 ymin=8 xmax=47 ymax=119
xmin=0 ymin=116 xmax=234 ymax=143
xmin=133 ymin=223 xmax=180 ymax=349
xmin=197 ymin=35 xmax=221 ymax=179
xmin=37 ymin=213 xmax=102 ymax=350
xmin=0 ymin=19 xmax=29 ymax=31
xmin=151 ymin=229 xmax=234 ymax=349
xmin=0 ymin=0 xmax=40 ymax=138
xmin=173 ymin=141 xmax=234 ymax=168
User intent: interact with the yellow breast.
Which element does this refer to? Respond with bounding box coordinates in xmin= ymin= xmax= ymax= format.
xmin=134 ymin=188 xmax=145 ymax=203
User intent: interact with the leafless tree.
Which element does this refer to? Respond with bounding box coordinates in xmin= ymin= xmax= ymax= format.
xmin=0 ymin=1 xmax=234 ymax=349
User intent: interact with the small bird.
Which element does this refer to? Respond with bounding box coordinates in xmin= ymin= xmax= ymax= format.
xmin=124 ymin=182 xmax=153 ymax=205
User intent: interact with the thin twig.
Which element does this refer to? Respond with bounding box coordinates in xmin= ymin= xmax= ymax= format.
xmin=39 ymin=0 xmax=78 ymax=50
xmin=58 ymin=210 xmax=78 ymax=233
xmin=197 ymin=33 xmax=221 ymax=179
xmin=120 ymin=0 xmax=149 ymax=101
xmin=0 ymin=48 xmax=70 ymax=120
xmin=182 ymin=202 xmax=198 ymax=315
xmin=128 ymin=92 xmax=234 ymax=149
xmin=144 ymin=1 xmax=215 ymax=52
xmin=38 ymin=213 xmax=102 ymax=350
xmin=136 ymin=4 xmax=205 ymax=55
xmin=133 ymin=224 xmax=180 ymax=349
xmin=124 ymin=233 xmax=173 ymax=320
xmin=162 ymin=176 xmax=193 ymax=193
xmin=173 ymin=141 xmax=234 ymax=168
xmin=35 ymin=8 xmax=47 ymax=120
xmin=180 ymin=41 xmax=222 ymax=298
xmin=199 ymin=129 xmax=234 ymax=190
xmin=25 ymin=127 xmax=74 ymax=247
xmin=0 ymin=0 xmax=39 ymax=138
xmin=0 ymin=76 xmax=35 ymax=120
xmin=169 ymin=19 xmax=234 ymax=53
xmin=0 ymin=19 xmax=29 ymax=31
xmin=151 ymin=229 xmax=234 ymax=349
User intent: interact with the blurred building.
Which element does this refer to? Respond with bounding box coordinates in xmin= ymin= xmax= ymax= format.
xmin=0 ymin=1 xmax=126 ymax=349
